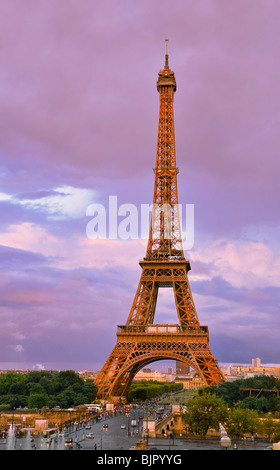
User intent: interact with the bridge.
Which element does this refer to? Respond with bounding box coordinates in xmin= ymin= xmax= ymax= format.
xmin=155 ymin=412 xmax=183 ymax=437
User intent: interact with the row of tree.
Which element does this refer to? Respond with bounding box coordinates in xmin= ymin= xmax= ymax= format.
xmin=0 ymin=372 xmax=183 ymax=409
xmin=0 ymin=370 xmax=97 ymax=410
xmin=205 ymin=375 xmax=280 ymax=412
xmin=127 ymin=380 xmax=183 ymax=401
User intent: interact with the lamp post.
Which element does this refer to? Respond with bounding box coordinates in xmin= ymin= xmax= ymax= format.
xmin=145 ymin=406 xmax=150 ymax=447
xmin=11 ymin=397 xmax=17 ymax=449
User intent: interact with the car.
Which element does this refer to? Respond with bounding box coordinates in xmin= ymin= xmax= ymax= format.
xmin=121 ymin=424 xmax=126 ymax=429
xmin=85 ymin=425 xmax=91 ymax=429
xmin=86 ymin=433 xmax=95 ymax=439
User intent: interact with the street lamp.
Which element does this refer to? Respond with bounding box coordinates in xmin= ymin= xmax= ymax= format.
xmin=11 ymin=397 xmax=17 ymax=449
xmin=145 ymin=407 xmax=149 ymax=447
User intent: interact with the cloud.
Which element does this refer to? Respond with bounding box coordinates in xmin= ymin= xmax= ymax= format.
xmin=0 ymin=0 xmax=279 ymax=368
xmin=189 ymin=239 xmax=280 ymax=289
xmin=18 ymin=186 xmax=96 ymax=220
xmin=10 ymin=344 xmax=24 ymax=354
xmin=32 ymin=364 xmax=45 ymax=371
xmin=0 ymin=0 xmax=278 ymax=184
xmin=0 ymin=185 xmax=96 ymax=220
xmin=184 ymin=238 xmax=280 ymax=363
xmin=0 ymin=242 xmax=139 ymax=366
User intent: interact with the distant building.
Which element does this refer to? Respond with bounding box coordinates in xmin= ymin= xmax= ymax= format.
xmin=252 ymin=357 xmax=261 ymax=367
xmin=175 ymin=373 xmax=204 ymax=390
xmin=176 ymin=361 xmax=189 ymax=376
xmin=77 ymin=370 xmax=98 ymax=380
xmin=230 ymin=363 xmax=280 ymax=378
xmin=133 ymin=369 xmax=166 ymax=382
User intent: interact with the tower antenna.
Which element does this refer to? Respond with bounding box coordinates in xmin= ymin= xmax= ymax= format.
xmin=165 ymin=38 xmax=169 ymax=68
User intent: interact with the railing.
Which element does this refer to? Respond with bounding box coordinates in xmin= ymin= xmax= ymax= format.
xmin=117 ymin=324 xmax=208 ymax=335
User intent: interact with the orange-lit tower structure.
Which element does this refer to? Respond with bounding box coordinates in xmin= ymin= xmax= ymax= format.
xmin=95 ymin=41 xmax=224 ymax=399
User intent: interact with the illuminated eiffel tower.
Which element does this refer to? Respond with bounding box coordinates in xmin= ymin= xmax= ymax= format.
xmin=95 ymin=41 xmax=224 ymax=400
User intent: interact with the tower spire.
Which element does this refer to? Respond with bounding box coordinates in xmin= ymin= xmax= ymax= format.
xmin=165 ymin=38 xmax=169 ymax=68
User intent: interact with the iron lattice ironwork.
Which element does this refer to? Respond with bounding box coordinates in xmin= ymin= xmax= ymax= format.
xmin=95 ymin=42 xmax=224 ymax=399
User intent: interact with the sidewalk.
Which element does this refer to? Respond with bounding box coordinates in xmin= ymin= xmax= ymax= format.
xmin=146 ymin=436 xmax=272 ymax=451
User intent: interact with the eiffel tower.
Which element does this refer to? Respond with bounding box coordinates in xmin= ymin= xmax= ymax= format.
xmin=95 ymin=41 xmax=224 ymax=400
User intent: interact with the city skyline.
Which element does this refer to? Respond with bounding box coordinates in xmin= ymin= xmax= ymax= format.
xmin=0 ymin=1 xmax=279 ymax=371
xmin=1 ymin=358 xmax=280 ymax=374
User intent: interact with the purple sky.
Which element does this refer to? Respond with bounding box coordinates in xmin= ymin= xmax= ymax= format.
xmin=0 ymin=0 xmax=280 ymax=371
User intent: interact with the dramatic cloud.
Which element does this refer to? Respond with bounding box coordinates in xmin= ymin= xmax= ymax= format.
xmin=0 ymin=0 xmax=279 ymax=369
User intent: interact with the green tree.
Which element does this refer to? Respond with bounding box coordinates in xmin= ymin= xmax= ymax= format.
xmin=55 ymin=392 xmax=69 ymax=409
xmin=83 ymin=381 xmax=98 ymax=402
xmin=184 ymin=392 xmax=228 ymax=437
xmin=204 ymin=381 xmax=242 ymax=406
xmin=274 ymin=422 xmax=280 ymax=442
xmin=226 ymin=407 xmax=259 ymax=439
xmin=238 ymin=396 xmax=259 ymax=411
xmin=127 ymin=380 xmax=182 ymax=402
xmin=259 ymin=415 xmax=278 ymax=441
xmin=0 ymin=373 xmax=27 ymax=395
xmin=39 ymin=376 xmax=55 ymax=395
xmin=205 ymin=375 xmax=280 ymax=413
xmin=28 ymin=393 xmax=48 ymax=409
xmin=0 ymin=369 xmax=97 ymax=409
xmin=27 ymin=382 xmax=46 ymax=395
xmin=74 ymin=393 xmax=89 ymax=405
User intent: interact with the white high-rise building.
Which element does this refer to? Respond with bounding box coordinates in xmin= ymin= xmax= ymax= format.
xmin=252 ymin=357 xmax=261 ymax=367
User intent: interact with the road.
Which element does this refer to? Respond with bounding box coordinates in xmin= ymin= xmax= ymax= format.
xmin=9 ymin=408 xmax=146 ymax=451
xmin=78 ymin=408 xmax=144 ymax=450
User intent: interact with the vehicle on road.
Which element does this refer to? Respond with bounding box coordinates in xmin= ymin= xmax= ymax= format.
xmin=86 ymin=433 xmax=95 ymax=439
